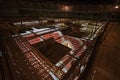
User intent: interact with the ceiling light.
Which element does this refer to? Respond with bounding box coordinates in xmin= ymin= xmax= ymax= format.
xmin=115 ymin=5 xmax=119 ymax=9
xmin=62 ymin=5 xmax=71 ymax=11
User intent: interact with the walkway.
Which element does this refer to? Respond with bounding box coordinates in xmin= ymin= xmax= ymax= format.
xmin=87 ymin=22 xmax=120 ymax=80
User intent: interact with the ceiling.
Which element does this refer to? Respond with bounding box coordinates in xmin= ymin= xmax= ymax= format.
xmin=38 ymin=0 xmax=118 ymax=5
xmin=0 ymin=0 xmax=120 ymax=21
xmin=0 ymin=0 xmax=119 ymax=5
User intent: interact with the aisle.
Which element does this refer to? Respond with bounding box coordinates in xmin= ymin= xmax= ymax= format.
xmin=87 ymin=22 xmax=120 ymax=80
